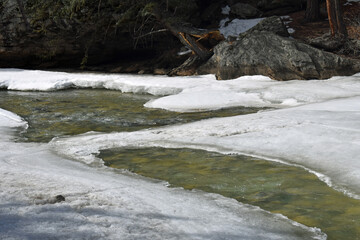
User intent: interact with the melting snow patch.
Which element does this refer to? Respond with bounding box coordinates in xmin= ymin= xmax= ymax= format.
xmin=219 ymin=18 xmax=264 ymax=38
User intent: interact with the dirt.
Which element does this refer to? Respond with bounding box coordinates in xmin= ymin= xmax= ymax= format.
xmin=288 ymin=1 xmax=360 ymax=41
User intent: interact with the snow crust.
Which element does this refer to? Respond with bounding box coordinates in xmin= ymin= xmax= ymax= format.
xmin=0 ymin=108 xmax=27 ymax=128
xmin=1 ymin=68 xmax=360 ymax=239
xmin=0 ymin=109 xmax=325 ymax=239
xmin=221 ymin=5 xmax=231 ymax=15
xmin=219 ymin=18 xmax=263 ymax=38
xmin=1 ymin=69 xmax=360 ymax=112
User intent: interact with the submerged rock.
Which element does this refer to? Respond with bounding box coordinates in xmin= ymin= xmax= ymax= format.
xmin=198 ymin=31 xmax=360 ymax=80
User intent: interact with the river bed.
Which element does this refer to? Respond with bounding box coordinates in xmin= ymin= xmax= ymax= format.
xmin=1 ymin=89 xmax=359 ymax=239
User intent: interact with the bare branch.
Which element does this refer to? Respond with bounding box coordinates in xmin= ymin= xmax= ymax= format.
xmin=134 ymin=29 xmax=169 ymax=39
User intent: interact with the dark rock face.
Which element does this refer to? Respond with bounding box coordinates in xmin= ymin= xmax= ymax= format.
xmin=198 ymin=31 xmax=360 ymax=80
xmin=0 ymin=0 xmax=184 ymax=70
xmin=256 ymin=0 xmax=306 ymax=16
xmin=247 ymin=16 xmax=289 ymax=37
xmin=230 ymin=3 xmax=262 ymax=18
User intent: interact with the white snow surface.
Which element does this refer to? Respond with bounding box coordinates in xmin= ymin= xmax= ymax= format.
xmin=0 ymin=107 xmax=325 ymax=239
xmin=221 ymin=5 xmax=231 ymax=15
xmin=219 ymin=18 xmax=264 ymax=38
xmin=1 ymin=69 xmax=360 ymax=112
xmin=1 ymin=69 xmax=360 ymax=239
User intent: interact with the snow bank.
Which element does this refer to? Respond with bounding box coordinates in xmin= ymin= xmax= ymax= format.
xmin=1 ymin=68 xmax=360 ymax=238
xmin=0 ymin=108 xmax=27 ymax=128
xmin=0 ymin=68 xmax=210 ymax=95
xmin=1 ymin=69 xmax=360 ymax=112
xmin=0 ymin=109 xmax=325 ymax=239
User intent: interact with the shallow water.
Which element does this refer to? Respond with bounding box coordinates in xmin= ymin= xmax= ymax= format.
xmin=0 ymin=90 xmax=259 ymax=142
xmin=1 ymin=89 xmax=359 ymax=240
xmin=99 ymin=147 xmax=360 ymax=240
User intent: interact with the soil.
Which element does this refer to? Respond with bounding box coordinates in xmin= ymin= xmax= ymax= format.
xmin=288 ymin=1 xmax=360 ymax=41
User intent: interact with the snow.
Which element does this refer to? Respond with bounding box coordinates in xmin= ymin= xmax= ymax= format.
xmin=287 ymin=28 xmax=295 ymax=34
xmin=219 ymin=18 xmax=264 ymax=38
xmin=1 ymin=69 xmax=360 ymax=112
xmin=221 ymin=5 xmax=231 ymax=15
xmin=0 ymin=108 xmax=27 ymax=128
xmin=1 ymin=68 xmax=360 ymax=239
xmin=0 ymin=107 xmax=325 ymax=239
xmin=345 ymin=0 xmax=360 ymax=5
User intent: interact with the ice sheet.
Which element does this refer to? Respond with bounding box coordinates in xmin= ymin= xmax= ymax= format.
xmin=1 ymin=68 xmax=360 ymax=239
xmin=0 ymin=111 xmax=325 ymax=239
xmin=1 ymin=69 xmax=360 ymax=112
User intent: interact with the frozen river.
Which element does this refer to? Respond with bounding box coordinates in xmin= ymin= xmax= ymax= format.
xmin=1 ymin=69 xmax=360 ymax=239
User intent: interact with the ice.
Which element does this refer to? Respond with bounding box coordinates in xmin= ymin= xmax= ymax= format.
xmin=2 ymin=68 xmax=360 ymax=238
xmin=1 ymin=69 xmax=360 ymax=112
xmin=0 ymin=110 xmax=325 ymax=239
xmin=0 ymin=108 xmax=27 ymax=128
xmin=146 ymin=75 xmax=360 ymax=112
xmin=0 ymin=68 xmax=212 ymax=95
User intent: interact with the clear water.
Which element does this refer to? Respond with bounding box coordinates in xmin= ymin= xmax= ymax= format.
xmin=100 ymin=147 xmax=360 ymax=240
xmin=1 ymin=89 xmax=359 ymax=240
xmin=0 ymin=90 xmax=259 ymax=142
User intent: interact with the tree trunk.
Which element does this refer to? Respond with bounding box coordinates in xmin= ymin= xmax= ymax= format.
xmin=326 ymin=0 xmax=347 ymax=38
xmin=305 ymin=0 xmax=320 ymax=22
xmin=326 ymin=0 xmax=337 ymax=36
xmin=334 ymin=0 xmax=348 ymax=38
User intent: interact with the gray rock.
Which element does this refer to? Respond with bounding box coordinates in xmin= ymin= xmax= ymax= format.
xmin=248 ymin=16 xmax=289 ymax=37
xmin=198 ymin=31 xmax=360 ymax=81
xmin=230 ymin=3 xmax=262 ymax=19
xmin=308 ymin=33 xmax=344 ymax=51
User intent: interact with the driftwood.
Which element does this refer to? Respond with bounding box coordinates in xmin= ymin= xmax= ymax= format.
xmin=164 ymin=23 xmax=224 ymax=75
xmin=152 ymin=7 xmax=224 ymax=75
xmin=165 ymin=22 xmax=222 ymax=60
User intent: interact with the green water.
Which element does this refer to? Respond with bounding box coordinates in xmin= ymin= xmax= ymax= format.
xmin=0 ymin=90 xmax=259 ymax=142
xmin=1 ymin=89 xmax=359 ymax=239
xmin=99 ymin=147 xmax=360 ymax=240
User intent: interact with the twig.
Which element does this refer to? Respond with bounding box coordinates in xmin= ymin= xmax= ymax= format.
xmin=134 ymin=29 xmax=169 ymax=39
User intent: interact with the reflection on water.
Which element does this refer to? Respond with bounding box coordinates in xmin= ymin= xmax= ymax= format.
xmin=1 ymin=89 xmax=359 ymax=240
xmin=100 ymin=147 xmax=360 ymax=240
xmin=0 ymin=90 xmax=259 ymax=142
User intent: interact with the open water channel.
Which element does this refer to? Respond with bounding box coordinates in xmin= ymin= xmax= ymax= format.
xmin=0 ymin=89 xmax=359 ymax=240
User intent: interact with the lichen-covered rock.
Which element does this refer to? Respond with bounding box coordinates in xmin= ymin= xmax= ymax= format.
xmin=230 ymin=3 xmax=262 ymax=19
xmin=247 ymin=16 xmax=289 ymax=37
xmin=198 ymin=31 xmax=360 ymax=80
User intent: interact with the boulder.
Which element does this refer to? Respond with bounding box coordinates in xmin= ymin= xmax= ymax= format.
xmin=230 ymin=3 xmax=262 ymax=19
xmin=247 ymin=16 xmax=289 ymax=37
xmin=198 ymin=31 xmax=360 ymax=80
xmin=308 ymin=33 xmax=344 ymax=51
